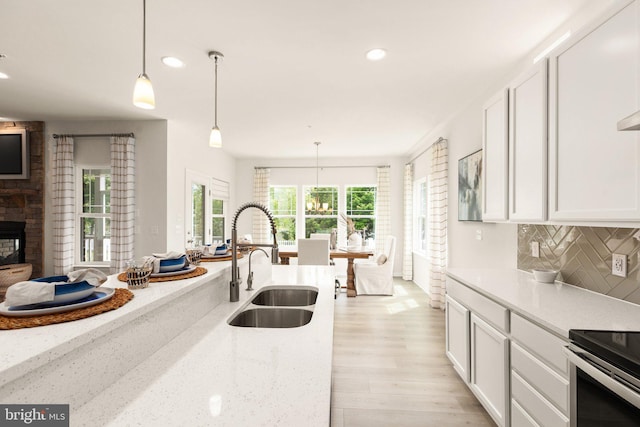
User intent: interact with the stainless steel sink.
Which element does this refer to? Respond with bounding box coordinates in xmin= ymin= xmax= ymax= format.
xmin=228 ymin=308 xmax=313 ymax=328
xmin=251 ymin=287 xmax=318 ymax=306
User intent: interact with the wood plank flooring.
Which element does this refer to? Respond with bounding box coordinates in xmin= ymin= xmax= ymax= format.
xmin=331 ymin=279 xmax=496 ymax=427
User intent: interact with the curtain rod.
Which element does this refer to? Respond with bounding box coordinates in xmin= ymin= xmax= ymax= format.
xmin=407 ymin=136 xmax=446 ymax=164
xmin=255 ymin=165 xmax=390 ymax=170
xmin=52 ymin=132 xmax=135 ymax=139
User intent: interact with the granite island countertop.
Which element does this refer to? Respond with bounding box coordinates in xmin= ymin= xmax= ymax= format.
xmin=447 ymin=268 xmax=640 ymax=338
xmin=73 ymin=265 xmax=335 ymax=426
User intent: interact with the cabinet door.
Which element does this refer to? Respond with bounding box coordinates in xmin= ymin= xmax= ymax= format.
xmin=549 ymin=0 xmax=640 ymax=222
xmin=470 ymin=313 xmax=509 ymax=427
xmin=509 ymin=60 xmax=548 ymax=222
xmin=482 ymin=89 xmax=509 ymax=222
xmin=445 ymin=296 xmax=470 ymax=382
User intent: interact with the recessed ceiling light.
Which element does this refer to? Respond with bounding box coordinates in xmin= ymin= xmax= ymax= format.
xmin=0 ymin=72 xmax=8 ymax=79
xmin=366 ymin=48 xmax=387 ymax=61
xmin=161 ymin=56 xmax=185 ymax=68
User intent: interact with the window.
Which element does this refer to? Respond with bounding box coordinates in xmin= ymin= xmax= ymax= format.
xmin=186 ymin=172 xmax=229 ymax=247
xmin=77 ymin=167 xmax=111 ymax=264
xmin=414 ymin=177 xmax=427 ymax=253
xmin=269 ymin=186 xmax=296 ymax=246
xmin=304 ymin=186 xmax=338 ymax=238
xmin=346 ymin=186 xmax=376 ymax=240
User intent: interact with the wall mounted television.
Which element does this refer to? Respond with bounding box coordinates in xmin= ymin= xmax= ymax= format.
xmin=0 ymin=129 xmax=29 ymax=179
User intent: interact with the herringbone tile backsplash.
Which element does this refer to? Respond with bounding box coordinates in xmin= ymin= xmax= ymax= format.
xmin=518 ymin=225 xmax=640 ymax=304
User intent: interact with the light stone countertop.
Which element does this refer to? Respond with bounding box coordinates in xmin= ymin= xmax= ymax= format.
xmin=72 ymin=265 xmax=335 ymax=426
xmin=0 ymin=260 xmax=234 ymax=389
xmin=447 ymin=268 xmax=640 ymax=338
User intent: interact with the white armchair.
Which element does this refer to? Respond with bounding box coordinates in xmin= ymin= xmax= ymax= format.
xmin=354 ymin=236 xmax=396 ymax=295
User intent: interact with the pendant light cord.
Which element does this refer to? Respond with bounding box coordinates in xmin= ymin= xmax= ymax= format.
xmin=214 ymin=55 xmax=218 ymax=126
xmin=142 ymin=0 xmax=146 ymax=74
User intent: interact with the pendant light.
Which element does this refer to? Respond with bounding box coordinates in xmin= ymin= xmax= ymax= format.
xmin=209 ymin=50 xmax=224 ymax=148
xmin=133 ymin=0 xmax=155 ymax=109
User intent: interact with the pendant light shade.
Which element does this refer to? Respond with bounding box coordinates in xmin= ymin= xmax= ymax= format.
xmin=209 ymin=125 xmax=222 ymax=148
xmin=208 ymin=50 xmax=224 ymax=148
xmin=133 ymin=73 xmax=155 ymax=109
xmin=133 ymin=0 xmax=155 ymax=109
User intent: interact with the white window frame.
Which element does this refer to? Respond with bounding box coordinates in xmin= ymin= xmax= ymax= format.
xmin=269 ymin=185 xmax=297 ymax=247
xmin=345 ymin=185 xmax=377 ymax=242
xmin=303 ymin=185 xmax=339 ymax=238
xmin=75 ymin=164 xmax=111 ymax=266
xmin=185 ymin=170 xmax=230 ymax=247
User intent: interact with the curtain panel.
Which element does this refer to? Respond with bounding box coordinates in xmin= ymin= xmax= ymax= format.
xmin=110 ymin=136 xmax=136 ymax=274
xmin=402 ymin=163 xmax=414 ymax=280
xmin=52 ymin=136 xmax=75 ymax=275
xmin=374 ymin=166 xmax=391 ymax=253
xmin=428 ymin=140 xmax=448 ymax=309
xmin=252 ymin=168 xmax=270 ymax=244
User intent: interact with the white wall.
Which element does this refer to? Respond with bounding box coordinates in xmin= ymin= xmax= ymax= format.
xmin=165 ymin=119 xmax=236 ymax=251
xmin=44 ymin=120 xmax=168 ymax=275
xmin=235 ymin=156 xmax=405 ymax=276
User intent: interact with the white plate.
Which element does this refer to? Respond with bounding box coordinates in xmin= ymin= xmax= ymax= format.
xmin=150 ymin=265 xmax=197 ymax=278
xmin=0 ymin=288 xmax=115 ymax=317
xmin=201 ymin=253 xmax=232 ymax=259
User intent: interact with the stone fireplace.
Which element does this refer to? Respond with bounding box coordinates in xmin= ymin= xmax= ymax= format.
xmin=0 ymin=121 xmax=44 ymax=278
xmin=0 ymin=221 xmax=26 ymax=265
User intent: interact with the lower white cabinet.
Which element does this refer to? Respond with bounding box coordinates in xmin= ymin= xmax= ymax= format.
xmin=445 ymin=296 xmax=470 ymax=382
xmin=470 ymin=313 xmax=510 ymax=427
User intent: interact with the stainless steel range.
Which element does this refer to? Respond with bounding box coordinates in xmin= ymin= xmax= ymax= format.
xmin=566 ymin=330 xmax=640 ymax=426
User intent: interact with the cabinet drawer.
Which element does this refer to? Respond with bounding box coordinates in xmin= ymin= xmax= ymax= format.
xmin=512 ymin=371 xmax=569 ymax=427
xmin=447 ymin=278 xmax=509 ymax=333
xmin=512 ymin=342 xmax=569 ymax=414
xmin=511 ymin=313 xmax=568 ymax=376
xmin=511 ymin=399 xmax=540 ymax=427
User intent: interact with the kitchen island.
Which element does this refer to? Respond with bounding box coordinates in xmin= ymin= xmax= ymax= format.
xmin=0 ymin=262 xmax=336 ymax=426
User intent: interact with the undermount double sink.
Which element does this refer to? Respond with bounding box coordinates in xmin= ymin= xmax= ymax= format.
xmin=228 ymin=286 xmax=318 ymax=328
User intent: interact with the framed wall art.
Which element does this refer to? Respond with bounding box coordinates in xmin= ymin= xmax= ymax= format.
xmin=458 ymin=149 xmax=483 ymax=221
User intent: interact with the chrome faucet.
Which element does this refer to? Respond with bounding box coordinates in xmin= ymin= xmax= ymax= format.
xmin=247 ymin=248 xmax=268 ymax=291
xmin=230 ymin=202 xmax=279 ymax=302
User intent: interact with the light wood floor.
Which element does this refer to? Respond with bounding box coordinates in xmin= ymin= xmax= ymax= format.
xmin=331 ymin=279 xmax=496 ymax=427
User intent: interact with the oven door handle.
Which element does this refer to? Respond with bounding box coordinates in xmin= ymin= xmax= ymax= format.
xmin=563 ymin=346 xmax=640 ymax=410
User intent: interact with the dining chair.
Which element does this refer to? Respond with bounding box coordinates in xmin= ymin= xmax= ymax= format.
xmin=297 ymin=238 xmax=330 ymax=266
xmin=309 ymin=233 xmax=342 ymax=296
xmin=354 ymin=236 xmax=396 ymax=295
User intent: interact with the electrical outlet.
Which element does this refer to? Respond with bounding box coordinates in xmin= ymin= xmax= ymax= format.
xmin=475 ymin=229 xmax=482 ymax=241
xmin=531 ymin=241 xmax=540 ymax=258
xmin=612 ymin=332 xmax=627 ymax=347
xmin=612 ymin=253 xmax=627 ymax=277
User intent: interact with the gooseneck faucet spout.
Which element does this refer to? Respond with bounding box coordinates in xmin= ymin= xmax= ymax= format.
xmin=230 ymin=202 xmax=279 ymax=302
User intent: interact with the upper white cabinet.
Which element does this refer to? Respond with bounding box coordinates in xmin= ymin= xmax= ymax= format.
xmin=548 ymin=0 xmax=640 ymax=222
xmin=482 ymin=89 xmax=509 ymax=221
xmin=509 ymin=60 xmax=548 ymax=223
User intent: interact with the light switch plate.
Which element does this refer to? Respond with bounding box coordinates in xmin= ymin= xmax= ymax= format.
xmin=531 ymin=242 xmax=540 ymax=258
xmin=612 ymin=253 xmax=627 ymax=277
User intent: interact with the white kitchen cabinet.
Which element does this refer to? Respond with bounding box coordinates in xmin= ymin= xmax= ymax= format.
xmin=549 ymin=0 xmax=640 ymax=222
xmin=470 ymin=313 xmax=510 ymax=427
xmin=482 ymin=89 xmax=509 ymax=222
xmin=445 ymin=295 xmax=470 ymax=382
xmin=509 ymin=60 xmax=548 ymax=222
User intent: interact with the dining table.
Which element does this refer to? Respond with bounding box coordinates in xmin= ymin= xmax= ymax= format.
xmin=278 ymin=247 xmax=373 ymax=297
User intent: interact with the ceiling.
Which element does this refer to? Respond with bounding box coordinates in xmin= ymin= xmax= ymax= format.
xmin=0 ymin=0 xmax=603 ymax=159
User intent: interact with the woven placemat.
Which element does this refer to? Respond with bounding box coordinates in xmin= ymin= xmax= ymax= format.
xmin=116 ymin=266 xmax=208 ymax=283
xmin=200 ymin=253 xmax=244 ymax=262
xmin=0 ymin=288 xmax=134 ymax=330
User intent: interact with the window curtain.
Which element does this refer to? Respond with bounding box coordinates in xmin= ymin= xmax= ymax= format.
xmin=374 ymin=166 xmax=391 ymax=253
xmin=428 ymin=139 xmax=448 ymax=309
xmin=52 ymin=136 xmax=75 ymax=275
xmin=110 ymin=136 xmax=135 ymax=274
xmin=402 ymin=163 xmax=413 ymax=280
xmin=252 ymin=168 xmax=270 ymax=243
